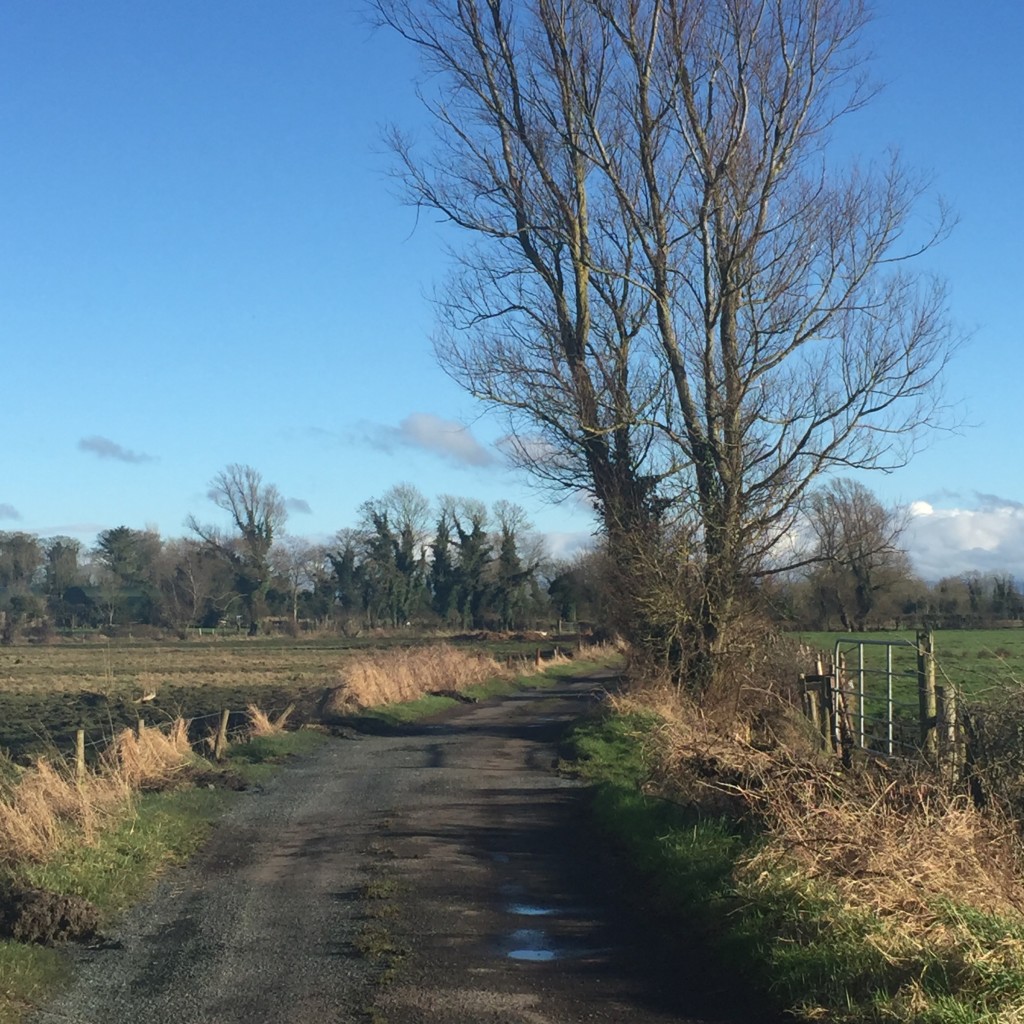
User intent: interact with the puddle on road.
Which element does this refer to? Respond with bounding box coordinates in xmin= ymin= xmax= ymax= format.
xmin=506 ymin=928 xmax=558 ymax=961
xmin=508 ymin=903 xmax=556 ymax=917
xmin=500 ymin=921 xmax=607 ymax=963
xmin=509 ymin=949 xmax=558 ymax=962
xmin=495 ymin=868 xmax=606 ymax=962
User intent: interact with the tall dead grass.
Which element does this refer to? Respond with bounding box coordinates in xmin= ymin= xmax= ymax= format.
xmin=0 ymin=718 xmax=201 ymax=866
xmin=246 ymin=703 xmax=294 ymax=737
xmin=102 ymin=719 xmax=197 ymax=791
xmin=334 ymin=643 xmax=510 ymax=708
xmin=616 ymin=682 xmax=1024 ymax=940
xmin=0 ymin=761 xmax=130 ymax=865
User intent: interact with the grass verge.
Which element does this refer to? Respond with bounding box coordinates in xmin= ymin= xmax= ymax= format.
xmin=566 ymin=705 xmax=1024 ymax=1023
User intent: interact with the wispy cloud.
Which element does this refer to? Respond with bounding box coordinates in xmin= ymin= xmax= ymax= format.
xmin=367 ymin=413 xmax=496 ymax=468
xmin=496 ymin=433 xmax=561 ymax=466
xmin=0 ymin=503 xmax=20 ymax=521
xmin=78 ymin=436 xmax=155 ymax=464
xmin=286 ymin=497 xmax=312 ymax=515
xmin=974 ymin=491 xmax=1024 ymax=512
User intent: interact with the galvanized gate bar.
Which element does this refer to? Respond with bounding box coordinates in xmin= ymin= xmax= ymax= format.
xmin=832 ymin=636 xmax=920 ymax=758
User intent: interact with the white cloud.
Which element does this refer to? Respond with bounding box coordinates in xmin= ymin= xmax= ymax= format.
xmin=368 ymin=413 xmax=496 ymax=468
xmin=78 ymin=435 xmax=155 ymax=464
xmin=495 ymin=433 xmax=561 ymax=465
xmin=543 ymin=530 xmax=595 ymax=560
xmin=905 ymin=494 xmax=1024 ymax=580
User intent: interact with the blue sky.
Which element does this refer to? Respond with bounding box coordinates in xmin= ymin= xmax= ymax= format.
xmin=1 ymin=1 xmax=1022 ymax=580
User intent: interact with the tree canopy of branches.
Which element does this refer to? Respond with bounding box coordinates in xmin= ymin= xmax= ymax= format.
xmin=374 ymin=0 xmax=957 ymax=689
xmin=188 ymin=464 xmax=288 ymax=634
xmin=805 ymin=479 xmax=909 ymax=631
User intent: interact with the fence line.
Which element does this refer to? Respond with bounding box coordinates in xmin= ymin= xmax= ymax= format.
xmin=68 ymin=699 xmax=297 ymax=778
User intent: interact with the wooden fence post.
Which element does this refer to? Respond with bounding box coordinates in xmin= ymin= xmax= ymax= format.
xmin=75 ymin=728 xmax=86 ymax=783
xmin=813 ymin=655 xmax=837 ymax=753
xmin=136 ymin=717 xmax=145 ymax=740
xmin=936 ymin=683 xmax=961 ymax=779
xmin=214 ymin=709 xmax=231 ymax=761
xmin=917 ymin=630 xmax=938 ymax=758
xmin=799 ymin=674 xmax=817 ymax=730
xmin=534 ymin=648 xmax=542 ymax=668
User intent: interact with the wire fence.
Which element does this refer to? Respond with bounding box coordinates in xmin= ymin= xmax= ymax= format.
xmin=3 ymin=699 xmax=300 ymax=779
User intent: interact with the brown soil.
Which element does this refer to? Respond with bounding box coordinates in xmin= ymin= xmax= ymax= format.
xmin=0 ymin=885 xmax=99 ymax=945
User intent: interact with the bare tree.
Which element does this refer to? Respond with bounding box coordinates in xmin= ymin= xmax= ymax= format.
xmin=187 ymin=464 xmax=287 ymax=634
xmin=374 ymin=0 xmax=957 ymax=689
xmin=270 ymin=535 xmax=327 ymax=627
xmin=806 ymin=479 xmax=910 ymax=631
xmin=156 ymin=537 xmax=235 ymax=635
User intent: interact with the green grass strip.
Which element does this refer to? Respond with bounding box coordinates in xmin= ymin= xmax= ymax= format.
xmin=0 ymin=942 xmax=67 ymax=1024
xmin=18 ymin=787 xmax=229 ymax=914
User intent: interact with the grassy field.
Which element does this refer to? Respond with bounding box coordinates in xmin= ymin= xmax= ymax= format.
xmin=798 ymin=628 xmax=1024 ymax=696
xmin=0 ymin=633 xmax=577 ymax=763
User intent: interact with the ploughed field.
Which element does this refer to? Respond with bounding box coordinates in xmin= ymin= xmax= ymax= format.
xmin=0 ymin=633 xmax=557 ymax=764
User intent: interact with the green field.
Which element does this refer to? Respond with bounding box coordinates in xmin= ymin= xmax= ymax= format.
xmin=796 ymin=629 xmax=1024 ymax=755
xmin=798 ymin=629 xmax=1024 ymax=696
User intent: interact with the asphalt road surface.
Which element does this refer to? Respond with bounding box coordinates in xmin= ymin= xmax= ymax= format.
xmin=33 ymin=672 xmax=777 ymax=1024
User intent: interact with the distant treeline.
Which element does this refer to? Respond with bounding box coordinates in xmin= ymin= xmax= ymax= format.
xmin=3 ymin=466 xmax=1017 ymax=642
xmin=0 ymin=473 xmax=608 ymax=641
xmin=768 ymin=569 xmax=1024 ymax=633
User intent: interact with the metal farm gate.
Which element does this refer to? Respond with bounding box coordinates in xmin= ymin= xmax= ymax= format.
xmin=800 ymin=631 xmax=962 ymax=766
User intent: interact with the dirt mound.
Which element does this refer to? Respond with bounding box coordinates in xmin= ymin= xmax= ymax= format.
xmin=0 ymin=884 xmax=100 ymax=944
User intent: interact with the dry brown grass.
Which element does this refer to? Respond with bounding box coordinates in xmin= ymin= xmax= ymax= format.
xmin=616 ymin=682 xmax=1024 ymax=935
xmin=102 ymin=718 xmax=197 ymax=791
xmin=0 ymin=717 xmax=204 ymax=865
xmin=338 ymin=643 xmax=508 ymax=707
xmin=0 ymin=760 xmax=130 ymax=865
xmin=246 ymin=703 xmax=294 ymax=737
xmin=743 ymin=762 xmax=1024 ymax=921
